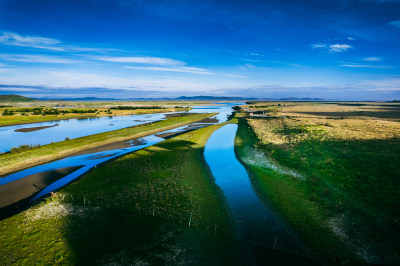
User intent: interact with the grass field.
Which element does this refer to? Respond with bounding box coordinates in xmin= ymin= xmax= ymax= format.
xmin=0 ymin=113 xmax=215 ymax=176
xmin=0 ymin=106 xmax=190 ymax=127
xmin=235 ymin=102 xmax=400 ymax=264
xmin=0 ymin=121 xmax=239 ymax=265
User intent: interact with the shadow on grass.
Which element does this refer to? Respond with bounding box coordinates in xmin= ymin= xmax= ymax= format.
xmin=63 ymin=208 xmax=235 ymax=265
xmin=59 ymin=138 xmax=240 ymax=265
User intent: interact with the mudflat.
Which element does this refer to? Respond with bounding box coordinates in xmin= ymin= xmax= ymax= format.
xmin=14 ymin=124 xmax=59 ymax=132
xmin=65 ymin=139 xmax=146 ymax=157
xmin=0 ymin=165 xmax=83 ymax=209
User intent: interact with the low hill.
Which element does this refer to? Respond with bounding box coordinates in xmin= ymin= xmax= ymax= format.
xmin=0 ymin=95 xmax=37 ymax=102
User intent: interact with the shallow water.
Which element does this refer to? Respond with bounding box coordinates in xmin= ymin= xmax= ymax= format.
xmin=0 ymin=113 xmax=166 ymax=153
xmin=204 ymin=124 xmax=314 ymax=264
xmin=0 ymin=103 xmax=241 ymax=202
xmin=0 ymin=103 xmax=240 ymax=153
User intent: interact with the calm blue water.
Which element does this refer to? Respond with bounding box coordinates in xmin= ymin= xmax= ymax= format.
xmin=204 ymin=124 xmax=313 ymax=264
xmin=0 ymin=123 xmax=195 ymax=201
xmin=0 ymin=103 xmax=242 ymax=202
xmin=0 ymin=113 xmax=166 ymax=153
xmin=0 ymin=103 xmax=241 ymax=153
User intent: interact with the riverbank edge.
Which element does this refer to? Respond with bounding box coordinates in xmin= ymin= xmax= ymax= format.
xmin=233 ymin=117 xmax=361 ymax=265
xmin=0 ymin=112 xmax=216 ymax=177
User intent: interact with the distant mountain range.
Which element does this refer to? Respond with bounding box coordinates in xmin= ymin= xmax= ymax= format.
xmin=0 ymin=94 xmax=332 ymax=102
xmin=32 ymin=96 xmax=328 ymax=101
xmin=34 ymin=95 xmax=259 ymax=101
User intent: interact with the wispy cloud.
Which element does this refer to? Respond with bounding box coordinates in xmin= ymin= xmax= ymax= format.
xmin=0 ymin=86 xmax=39 ymax=92
xmin=362 ymin=57 xmax=382 ymax=61
xmin=389 ymin=20 xmax=400 ymax=28
xmin=311 ymin=43 xmax=327 ymax=49
xmin=0 ymin=31 xmax=117 ymax=53
xmin=312 ymin=43 xmax=353 ymax=53
xmin=96 ymin=56 xmax=184 ymax=66
xmin=223 ymin=73 xmax=247 ymax=78
xmin=0 ymin=54 xmax=80 ymax=64
xmin=0 ymin=32 xmax=62 ymax=50
xmin=125 ymin=66 xmax=212 ymax=74
xmin=340 ymin=63 xmax=391 ymax=69
xmin=328 ymin=44 xmax=352 ymax=52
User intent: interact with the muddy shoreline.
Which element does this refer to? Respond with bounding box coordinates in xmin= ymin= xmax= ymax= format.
xmin=0 ymin=166 xmax=83 ymax=210
xmin=65 ymin=139 xmax=146 ymax=157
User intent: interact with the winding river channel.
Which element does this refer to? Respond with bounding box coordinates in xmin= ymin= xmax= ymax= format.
xmin=1 ymin=102 xmax=316 ymax=264
xmin=204 ymin=124 xmax=315 ymax=265
xmin=0 ymin=103 xmax=237 ymax=200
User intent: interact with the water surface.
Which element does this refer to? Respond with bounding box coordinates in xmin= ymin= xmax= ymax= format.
xmin=0 ymin=102 xmax=241 ymax=153
xmin=204 ymin=124 xmax=314 ymax=265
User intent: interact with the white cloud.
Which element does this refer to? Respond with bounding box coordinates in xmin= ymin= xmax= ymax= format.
xmin=125 ymin=65 xmax=212 ymax=74
xmin=223 ymin=73 xmax=247 ymax=78
xmin=96 ymin=56 xmax=184 ymax=66
xmin=367 ymin=88 xmax=400 ymax=92
xmin=362 ymin=57 xmax=382 ymax=61
xmin=340 ymin=64 xmax=391 ymax=69
xmin=0 ymin=32 xmax=62 ymax=50
xmin=0 ymin=70 xmax=221 ymax=92
xmin=328 ymin=44 xmax=352 ymax=53
xmin=311 ymin=43 xmax=327 ymax=49
xmin=0 ymin=86 xmax=39 ymax=92
xmin=389 ymin=20 xmax=400 ymax=28
xmin=0 ymin=54 xmax=80 ymax=64
xmin=312 ymin=43 xmax=353 ymax=53
xmin=0 ymin=31 xmax=118 ymax=53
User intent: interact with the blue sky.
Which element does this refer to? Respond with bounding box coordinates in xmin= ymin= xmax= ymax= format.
xmin=0 ymin=0 xmax=399 ymax=100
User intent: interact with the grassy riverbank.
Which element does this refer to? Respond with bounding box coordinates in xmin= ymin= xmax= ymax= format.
xmin=0 ymin=106 xmax=189 ymax=127
xmin=235 ymin=102 xmax=400 ymax=264
xmin=0 ymin=122 xmax=238 ymax=265
xmin=0 ymin=113 xmax=215 ymax=176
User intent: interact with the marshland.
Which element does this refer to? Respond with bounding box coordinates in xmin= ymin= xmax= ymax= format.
xmin=1 ymin=99 xmax=399 ymax=265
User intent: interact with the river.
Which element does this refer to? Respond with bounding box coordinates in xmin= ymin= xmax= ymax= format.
xmin=0 ymin=103 xmax=237 ymax=153
xmin=1 ymin=103 xmax=316 ymax=264
xmin=0 ymin=103 xmax=239 ymax=201
xmin=204 ymin=124 xmax=315 ymax=265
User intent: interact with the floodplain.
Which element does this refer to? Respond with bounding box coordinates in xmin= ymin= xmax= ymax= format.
xmin=0 ymin=100 xmax=399 ymax=265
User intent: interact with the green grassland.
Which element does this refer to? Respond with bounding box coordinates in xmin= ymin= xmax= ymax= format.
xmin=0 ymin=121 xmax=238 ymax=265
xmin=0 ymin=113 xmax=215 ymax=176
xmin=235 ymin=103 xmax=400 ymax=264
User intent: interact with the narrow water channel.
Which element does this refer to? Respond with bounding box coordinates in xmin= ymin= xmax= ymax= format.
xmin=204 ymin=124 xmax=315 ymax=265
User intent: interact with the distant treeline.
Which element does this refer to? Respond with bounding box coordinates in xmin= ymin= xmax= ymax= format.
xmin=2 ymin=108 xmax=99 ymax=116
xmin=110 ymin=106 xmax=166 ymax=110
xmin=248 ymin=104 xmax=282 ymax=108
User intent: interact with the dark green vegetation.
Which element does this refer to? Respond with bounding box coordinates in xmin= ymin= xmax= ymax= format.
xmin=2 ymin=107 xmax=105 ymax=116
xmin=110 ymin=105 xmax=166 ymax=110
xmin=235 ymin=102 xmax=400 ymax=264
xmin=9 ymin=144 xmax=42 ymax=154
xmin=0 ymin=113 xmax=215 ymax=176
xmin=0 ymin=95 xmax=36 ymax=102
xmin=0 ymin=122 xmax=238 ymax=265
